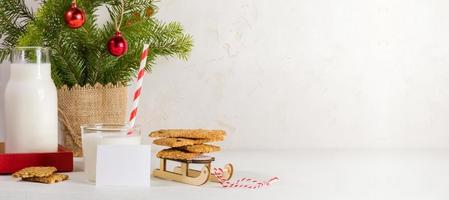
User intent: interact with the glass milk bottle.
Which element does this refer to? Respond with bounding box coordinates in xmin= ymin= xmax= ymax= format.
xmin=5 ymin=47 xmax=58 ymax=153
xmin=0 ymin=61 xmax=9 ymax=144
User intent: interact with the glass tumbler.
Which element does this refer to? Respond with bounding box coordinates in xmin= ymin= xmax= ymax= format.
xmin=81 ymin=124 xmax=141 ymax=182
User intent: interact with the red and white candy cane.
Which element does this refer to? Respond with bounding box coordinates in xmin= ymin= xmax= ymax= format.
xmin=213 ymin=168 xmax=279 ymax=189
xmin=128 ymin=44 xmax=150 ymax=133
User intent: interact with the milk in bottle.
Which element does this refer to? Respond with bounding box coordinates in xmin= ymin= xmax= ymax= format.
xmin=5 ymin=47 xmax=58 ymax=153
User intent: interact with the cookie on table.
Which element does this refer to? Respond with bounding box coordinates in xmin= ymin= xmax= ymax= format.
xmin=156 ymin=149 xmax=200 ymax=160
xmin=149 ymin=129 xmax=226 ymax=140
xmin=22 ymin=173 xmax=69 ymax=184
xmin=12 ymin=167 xmax=57 ymax=178
xmin=153 ymin=138 xmax=196 ymax=147
xmin=178 ymin=144 xmax=221 ymax=153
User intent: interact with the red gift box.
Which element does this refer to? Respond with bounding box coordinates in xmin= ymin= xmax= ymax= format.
xmin=0 ymin=143 xmax=73 ymax=174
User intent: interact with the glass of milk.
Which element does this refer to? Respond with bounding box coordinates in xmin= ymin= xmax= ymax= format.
xmin=81 ymin=124 xmax=141 ymax=182
xmin=5 ymin=47 xmax=58 ymax=153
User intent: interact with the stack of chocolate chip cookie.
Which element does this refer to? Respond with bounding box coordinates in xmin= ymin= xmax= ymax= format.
xmin=149 ymin=129 xmax=226 ymax=160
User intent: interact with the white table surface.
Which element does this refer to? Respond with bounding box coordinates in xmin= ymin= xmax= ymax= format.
xmin=1 ymin=149 xmax=449 ymax=200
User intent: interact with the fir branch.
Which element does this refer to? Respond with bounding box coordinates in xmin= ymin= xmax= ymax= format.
xmin=0 ymin=0 xmax=34 ymax=61
xmin=1 ymin=0 xmax=193 ymax=88
xmin=1 ymin=0 xmax=34 ymax=24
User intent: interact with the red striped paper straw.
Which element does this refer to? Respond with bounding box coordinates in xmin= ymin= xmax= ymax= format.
xmin=128 ymin=44 xmax=150 ymax=134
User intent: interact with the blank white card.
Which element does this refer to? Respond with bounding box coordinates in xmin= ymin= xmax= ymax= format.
xmin=96 ymin=145 xmax=151 ymax=186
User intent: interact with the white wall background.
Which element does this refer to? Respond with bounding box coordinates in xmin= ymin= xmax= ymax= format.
xmin=142 ymin=0 xmax=449 ymax=149
xmin=5 ymin=0 xmax=449 ymax=149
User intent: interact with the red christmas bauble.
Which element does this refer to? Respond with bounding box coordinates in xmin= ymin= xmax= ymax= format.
xmin=107 ymin=32 xmax=128 ymax=57
xmin=64 ymin=3 xmax=86 ymax=29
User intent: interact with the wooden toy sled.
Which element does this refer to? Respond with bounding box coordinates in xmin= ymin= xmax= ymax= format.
xmin=153 ymin=156 xmax=234 ymax=186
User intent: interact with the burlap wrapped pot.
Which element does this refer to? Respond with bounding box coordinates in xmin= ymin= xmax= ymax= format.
xmin=57 ymin=83 xmax=127 ymax=157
